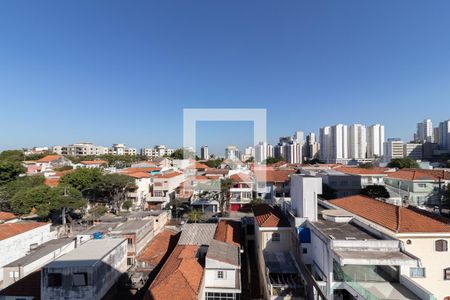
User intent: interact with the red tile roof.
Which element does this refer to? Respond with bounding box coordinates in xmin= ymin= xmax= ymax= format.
xmin=0 ymin=270 xmax=40 ymax=299
xmin=387 ymin=169 xmax=440 ymax=181
xmin=36 ymin=155 xmax=62 ymax=163
xmin=335 ymin=166 xmax=389 ymax=175
xmin=138 ymin=230 xmax=179 ymax=267
xmin=79 ymin=160 xmax=107 ymax=165
xmin=122 ymin=167 xmax=161 ymax=173
xmin=0 ymin=211 xmax=17 ymax=222
xmin=0 ymin=222 xmax=49 ymax=240
xmin=254 ymin=169 xmax=296 ymax=182
xmin=330 ymin=195 xmax=450 ymax=233
xmin=252 ymin=204 xmax=290 ymax=228
xmin=149 ymin=245 xmax=203 ymax=300
xmin=214 ymin=220 xmax=241 ymax=247
xmin=125 ymin=171 xmax=151 ymax=179
xmin=205 ymin=168 xmax=229 ymax=175
xmin=230 ymin=173 xmax=253 ymax=183
xmin=153 ymin=171 xmax=183 ymax=179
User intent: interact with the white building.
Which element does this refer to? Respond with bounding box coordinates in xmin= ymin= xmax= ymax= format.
xmin=415 ymin=119 xmax=434 ymax=143
xmin=348 ymin=124 xmax=367 ymax=159
xmin=0 ymin=222 xmax=56 ymax=284
xmin=110 ymin=143 xmax=137 ymax=156
xmin=383 ymin=138 xmax=404 ymax=162
xmin=283 ymin=142 xmax=302 ymax=164
xmin=200 ymin=145 xmax=209 ymax=160
xmin=225 ymin=145 xmax=240 ymax=160
xmin=438 ymin=120 xmax=450 ymax=151
xmin=240 ymin=147 xmax=255 ymax=162
xmin=140 ymin=145 xmax=174 ymax=158
xmin=41 ymin=238 xmax=128 ymax=300
xmin=367 ymin=124 xmax=385 ymax=158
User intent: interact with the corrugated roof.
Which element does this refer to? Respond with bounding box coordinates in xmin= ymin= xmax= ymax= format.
xmin=178 ymin=223 xmax=217 ymax=245
xmin=0 ymin=222 xmax=49 ymax=241
xmin=206 ymin=239 xmax=239 ymax=266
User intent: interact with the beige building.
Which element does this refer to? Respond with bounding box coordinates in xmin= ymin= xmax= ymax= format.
xmin=330 ymin=195 xmax=450 ymax=300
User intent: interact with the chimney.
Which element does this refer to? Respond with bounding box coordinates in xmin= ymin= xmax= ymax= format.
xmin=290 ymin=175 xmax=322 ymax=222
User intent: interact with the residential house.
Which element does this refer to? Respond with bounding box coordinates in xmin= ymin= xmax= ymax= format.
xmin=147 ymin=171 xmax=185 ymax=209
xmin=41 ymin=238 xmax=128 ymax=300
xmin=2 ymin=238 xmax=75 ymax=288
xmin=384 ymin=169 xmax=450 ymax=206
xmin=229 ymin=173 xmax=254 ymax=211
xmin=0 ymin=222 xmax=56 ymax=284
xmin=329 ymin=194 xmax=450 ymax=300
xmin=0 ymin=212 xmax=18 ymax=224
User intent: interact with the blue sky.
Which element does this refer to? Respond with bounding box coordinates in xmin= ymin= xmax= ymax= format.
xmin=1 ymin=0 xmax=450 ymax=154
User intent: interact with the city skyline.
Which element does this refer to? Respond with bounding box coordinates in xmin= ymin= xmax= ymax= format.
xmin=2 ymin=1 xmax=450 ymax=150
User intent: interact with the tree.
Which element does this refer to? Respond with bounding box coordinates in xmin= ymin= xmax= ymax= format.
xmin=205 ymin=159 xmax=223 ymax=169
xmin=250 ymin=197 xmax=263 ymax=206
xmin=359 ymin=162 xmax=374 ymax=169
xmin=0 ymin=150 xmax=25 ymax=162
xmin=220 ymin=178 xmax=234 ymax=213
xmin=10 ymin=185 xmax=53 ymax=216
xmin=60 ymin=168 xmax=103 ymax=191
xmin=25 ymin=151 xmax=54 ymax=161
xmin=50 ymin=185 xmax=86 ymax=228
xmin=360 ymin=185 xmax=390 ymax=199
xmin=0 ymin=160 xmax=26 ymax=184
xmin=93 ymin=174 xmax=135 ymax=213
xmin=0 ymin=175 xmax=45 ymax=210
xmin=388 ymin=158 xmax=419 ymax=169
xmin=122 ymin=200 xmax=133 ymax=211
xmin=187 ymin=209 xmax=204 ymax=223
xmin=264 ymin=157 xmax=285 ymax=164
xmin=245 ymin=157 xmax=254 ymax=163
xmin=88 ymin=205 xmax=109 ymax=220
xmin=169 ymin=148 xmax=185 ymax=160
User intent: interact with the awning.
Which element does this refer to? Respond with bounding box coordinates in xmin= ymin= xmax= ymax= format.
xmin=334 ymin=250 xmax=418 ymax=266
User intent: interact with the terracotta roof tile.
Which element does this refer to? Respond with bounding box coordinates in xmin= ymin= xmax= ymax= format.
xmin=230 ymin=173 xmax=253 ymax=183
xmin=252 ymin=204 xmax=290 ymax=228
xmin=79 ymin=160 xmax=107 ymax=165
xmin=153 ymin=171 xmax=183 ymax=179
xmin=254 ymin=169 xmax=296 ymax=182
xmin=0 ymin=222 xmax=49 ymax=241
xmin=149 ymin=245 xmax=203 ymax=300
xmin=138 ymin=230 xmax=179 ymax=267
xmin=329 ymin=195 xmax=450 ymax=233
xmin=124 ymin=172 xmax=151 ymax=179
xmin=214 ymin=220 xmax=241 ymax=246
xmin=36 ymin=155 xmax=62 ymax=163
xmin=335 ymin=166 xmax=389 ymax=175
xmin=0 ymin=211 xmax=17 ymax=222
xmin=44 ymin=178 xmax=60 ymax=187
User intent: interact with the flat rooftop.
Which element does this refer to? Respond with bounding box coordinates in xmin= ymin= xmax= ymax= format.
xmin=111 ymin=219 xmax=151 ymax=234
xmin=45 ymin=238 xmax=126 ymax=268
xmin=5 ymin=238 xmax=74 ymax=267
xmin=313 ymin=218 xmax=377 ymax=240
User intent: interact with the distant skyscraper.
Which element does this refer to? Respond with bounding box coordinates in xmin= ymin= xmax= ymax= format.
xmin=255 ymin=142 xmax=273 ymax=163
xmin=225 ymin=145 xmax=240 ymax=160
xmin=348 ymin=124 xmax=367 ymax=159
xmin=415 ymin=119 xmax=433 ymax=143
xmin=367 ymin=124 xmax=385 ymax=158
xmin=438 ymin=120 xmax=450 ymax=151
xmin=200 ymin=146 xmax=209 ymax=160
xmin=319 ymin=126 xmax=332 ymax=162
xmin=331 ymin=124 xmax=348 ymax=161
xmin=305 ymin=133 xmax=319 ymax=160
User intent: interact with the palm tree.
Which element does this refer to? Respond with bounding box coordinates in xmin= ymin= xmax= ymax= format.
xmin=220 ymin=178 xmax=234 ymax=213
xmin=187 ymin=209 xmax=204 ymax=223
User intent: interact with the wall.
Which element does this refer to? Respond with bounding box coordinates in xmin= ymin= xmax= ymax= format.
xmin=204 ymin=259 xmax=239 ymax=289
xmin=259 ymin=228 xmax=292 ymax=253
xmin=400 ymin=235 xmax=450 ymax=300
xmin=0 ymin=224 xmax=54 ymax=283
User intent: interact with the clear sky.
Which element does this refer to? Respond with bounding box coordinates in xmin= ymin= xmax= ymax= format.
xmin=1 ymin=0 xmax=450 ymax=154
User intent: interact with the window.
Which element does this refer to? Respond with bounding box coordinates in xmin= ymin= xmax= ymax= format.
xmin=302 ymin=248 xmax=308 ymax=254
xmin=435 ymin=239 xmax=448 ymax=252
xmin=418 ymin=183 xmax=427 ymax=188
xmin=127 ymin=238 xmax=133 ymax=245
xmin=206 ymin=292 xmax=238 ymax=300
xmin=444 ymin=268 xmax=450 ymax=280
xmin=410 ymin=267 xmax=426 ymax=278
xmin=217 ymin=271 xmax=224 ymax=279
xmin=48 ymin=273 xmax=62 ymax=287
xmin=73 ymin=273 xmax=88 ymax=286
xmin=127 ymin=257 xmax=134 ymax=266
xmin=271 ymin=232 xmax=281 ymax=242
